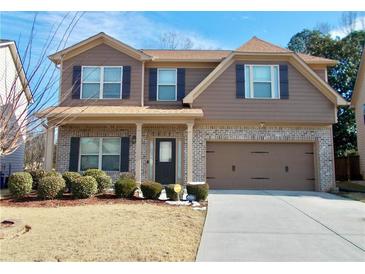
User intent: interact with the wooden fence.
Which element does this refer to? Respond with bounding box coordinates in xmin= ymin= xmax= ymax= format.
xmin=335 ymin=155 xmax=363 ymax=181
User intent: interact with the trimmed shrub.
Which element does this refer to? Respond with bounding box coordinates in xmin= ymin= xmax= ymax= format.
xmin=37 ymin=176 xmax=66 ymax=199
xmin=44 ymin=170 xmax=62 ymax=178
xmin=186 ymin=184 xmax=209 ymax=201
xmin=83 ymin=169 xmax=106 ymax=179
xmin=114 ymin=177 xmax=138 ymax=198
xmin=165 ymin=184 xmax=184 ymax=201
xmin=8 ymin=172 xmax=33 ymax=199
xmin=140 ymin=181 xmax=163 ymax=199
xmin=119 ymin=173 xmax=135 ymax=180
xmin=62 ymin=172 xmax=81 ymax=192
xmin=71 ymin=176 xmax=98 ymax=199
xmin=95 ymin=175 xmax=112 ymax=193
xmin=28 ymin=169 xmax=46 ymax=189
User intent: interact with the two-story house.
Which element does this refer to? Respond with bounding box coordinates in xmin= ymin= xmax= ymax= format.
xmin=352 ymin=48 xmax=365 ymax=179
xmin=0 ymin=40 xmax=32 ymax=179
xmin=39 ymin=32 xmax=347 ymax=192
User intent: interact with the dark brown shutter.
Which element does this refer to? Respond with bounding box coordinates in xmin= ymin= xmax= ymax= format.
xmin=177 ymin=68 xmax=185 ymax=100
xmin=149 ymin=68 xmax=157 ymax=101
xmin=280 ymin=65 xmax=289 ymax=99
xmin=120 ymin=137 xmax=130 ymax=172
xmin=236 ymin=64 xmax=245 ymax=98
xmin=72 ymin=66 xmax=81 ymax=99
xmin=69 ymin=137 xmax=80 ymax=171
xmin=122 ymin=66 xmax=131 ymax=99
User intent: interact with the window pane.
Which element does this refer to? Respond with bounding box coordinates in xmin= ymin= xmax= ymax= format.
xmin=80 ymin=155 xmax=99 ymax=171
xmin=102 ymin=138 xmax=120 ymax=154
xmin=82 ymin=83 xmax=100 ymax=99
xmin=254 ymin=82 xmax=272 ymax=98
xmin=158 ymin=85 xmax=176 ymax=101
xmin=80 ymin=138 xmax=99 ymax=154
xmin=103 ymin=83 xmax=121 ymax=98
xmin=253 ymin=66 xmax=271 ymax=81
xmin=245 ymin=67 xmax=251 ymax=98
xmin=273 ymin=66 xmax=279 ymax=98
xmin=83 ymin=67 xmax=100 ymax=82
xmin=102 ymin=155 xmax=120 ymax=171
xmin=159 ymin=141 xmax=172 ymax=162
xmin=104 ymin=67 xmax=121 ymax=82
xmin=158 ymin=70 xmax=176 ymax=84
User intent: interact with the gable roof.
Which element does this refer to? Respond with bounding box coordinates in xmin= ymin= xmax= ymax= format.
xmin=0 ymin=40 xmax=33 ymax=102
xmin=236 ymin=37 xmax=337 ymax=65
xmin=183 ymin=50 xmax=348 ymax=106
xmin=351 ymin=47 xmax=365 ymax=106
xmin=49 ymin=32 xmax=152 ymax=64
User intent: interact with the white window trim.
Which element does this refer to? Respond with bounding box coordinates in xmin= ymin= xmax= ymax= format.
xmin=157 ymin=68 xmax=177 ymax=101
xmin=80 ymin=66 xmax=123 ymax=99
xmin=79 ymin=137 xmax=121 ymax=172
xmin=245 ymin=64 xmax=280 ymax=99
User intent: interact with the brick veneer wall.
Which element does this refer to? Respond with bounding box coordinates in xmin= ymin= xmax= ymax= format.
xmin=56 ymin=124 xmax=335 ymax=191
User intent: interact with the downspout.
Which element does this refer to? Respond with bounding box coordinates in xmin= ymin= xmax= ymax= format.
xmin=58 ymin=56 xmax=64 ymax=105
xmin=141 ymin=61 xmax=145 ymax=107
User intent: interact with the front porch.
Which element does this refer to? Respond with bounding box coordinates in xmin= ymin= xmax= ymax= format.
xmin=45 ymin=119 xmax=196 ymax=185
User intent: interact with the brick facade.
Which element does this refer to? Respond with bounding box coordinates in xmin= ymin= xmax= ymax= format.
xmin=56 ymin=124 xmax=335 ymax=191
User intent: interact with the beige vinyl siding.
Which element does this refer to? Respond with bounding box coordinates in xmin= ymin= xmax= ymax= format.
xmin=193 ymin=61 xmax=336 ymax=123
xmin=313 ymin=69 xmax=327 ymax=82
xmin=355 ymin=79 xmax=365 ymax=177
xmin=60 ymin=44 xmax=142 ymax=106
xmin=144 ymin=67 xmax=214 ymax=106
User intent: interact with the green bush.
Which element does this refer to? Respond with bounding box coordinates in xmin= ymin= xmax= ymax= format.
xmin=28 ymin=169 xmax=46 ymax=189
xmin=44 ymin=170 xmax=62 ymax=178
xmin=186 ymin=184 xmax=209 ymax=201
xmin=71 ymin=176 xmax=98 ymax=199
xmin=83 ymin=169 xmax=106 ymax=179
xmin=8 ymin=172 xmax=33 ymax=199
xmin=140 ymin=181 xmax=163 ymax=199
xmin=95 ymin=175 xmax=112 ymax=193
xmin=119 ymin=173 xmax=135 ymax=180
xmin=37 ymin=176 xmax=66 ymax=199
xmin=114 ymin=177 xmax=138 ymax=198
xmin=62 ymin=172 xmax=81 ymax=192
xmin=165 ymin=184 xmax=184 ymax=201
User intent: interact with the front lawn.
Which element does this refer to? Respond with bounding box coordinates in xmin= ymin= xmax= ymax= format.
xmin=0 ymin=203 xmax=206 ymax=261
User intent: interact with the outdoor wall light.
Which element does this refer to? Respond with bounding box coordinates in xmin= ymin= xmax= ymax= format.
xmin=131 ymin=135 xmax=136 ymax=144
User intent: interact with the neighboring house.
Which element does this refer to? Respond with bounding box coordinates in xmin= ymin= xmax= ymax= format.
xmin=0 ymin=40 xmax=32 ymax=177
xmin=39 ymin=32 xmax=348 ymax=192
xmin=352 ymin=48 xmax=365 ymax=179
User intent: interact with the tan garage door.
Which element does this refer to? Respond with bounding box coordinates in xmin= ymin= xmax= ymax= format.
xmin=206 ymin=142 xmax=315 ymax=191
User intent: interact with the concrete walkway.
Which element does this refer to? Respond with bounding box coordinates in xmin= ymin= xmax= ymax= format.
xmin=196 ymin=190 xmax=365 ymax=262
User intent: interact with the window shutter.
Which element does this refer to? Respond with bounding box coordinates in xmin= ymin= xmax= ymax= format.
xmin=69 ymin=137 xmax=80 ymax=171
xmin=120 ymin=137 xmax=130 ymax=172
xmin=149 ymin=68 xmax=157 ymax=101
xmin=177 ymin=68 xmax=185 ymax=100
xmin=236 ymin=64 xmax=245 ymax=98
xmin=279 ymin=65 xmax=289 ymax=99
xmin=122 ymin=66 xmax=131 ymax=99
xmin=72 ymin=66 xmax=81 ymax=99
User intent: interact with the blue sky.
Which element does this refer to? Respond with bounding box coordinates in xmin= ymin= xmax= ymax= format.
xmin=1 ymin=11 xmax=364 ymax=108
xmin=1 ymin=11 xmax=364 ymax=53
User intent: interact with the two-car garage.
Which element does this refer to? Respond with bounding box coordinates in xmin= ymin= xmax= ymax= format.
xmin=206 ymin=142 xmax=316 ymax=191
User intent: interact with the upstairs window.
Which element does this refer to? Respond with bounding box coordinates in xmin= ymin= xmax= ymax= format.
xmin=245 ymin=65 xmax=280 ymax=99
xmin=157 ymin=68 xmax=177 ymax=101
xmin=81 ymin=66 xmax=123 ymax=99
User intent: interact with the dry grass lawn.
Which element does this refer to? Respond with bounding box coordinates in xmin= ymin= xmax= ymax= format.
xmin=0 ymin=203 xmax=206 ymax=262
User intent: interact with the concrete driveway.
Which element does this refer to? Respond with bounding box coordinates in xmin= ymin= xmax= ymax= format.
xmin=196 ymin=190 xmax=365 ymax=261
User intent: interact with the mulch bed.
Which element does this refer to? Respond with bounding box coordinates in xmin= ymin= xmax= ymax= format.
xmin=0 ymin=192 xmax=169 ymax=208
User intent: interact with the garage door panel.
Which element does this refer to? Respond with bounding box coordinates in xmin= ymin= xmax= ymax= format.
xmin=206 ymin=142 xmax=315 ymax=191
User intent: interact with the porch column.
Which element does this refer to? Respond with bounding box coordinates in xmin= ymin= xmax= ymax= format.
xmin=187 ymin=122 xmax=194 ymax=184
xmin=44 ymin=127 xmax=55 ymax=171
xmin=135 ymin=122 xmax=143 ymax=184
